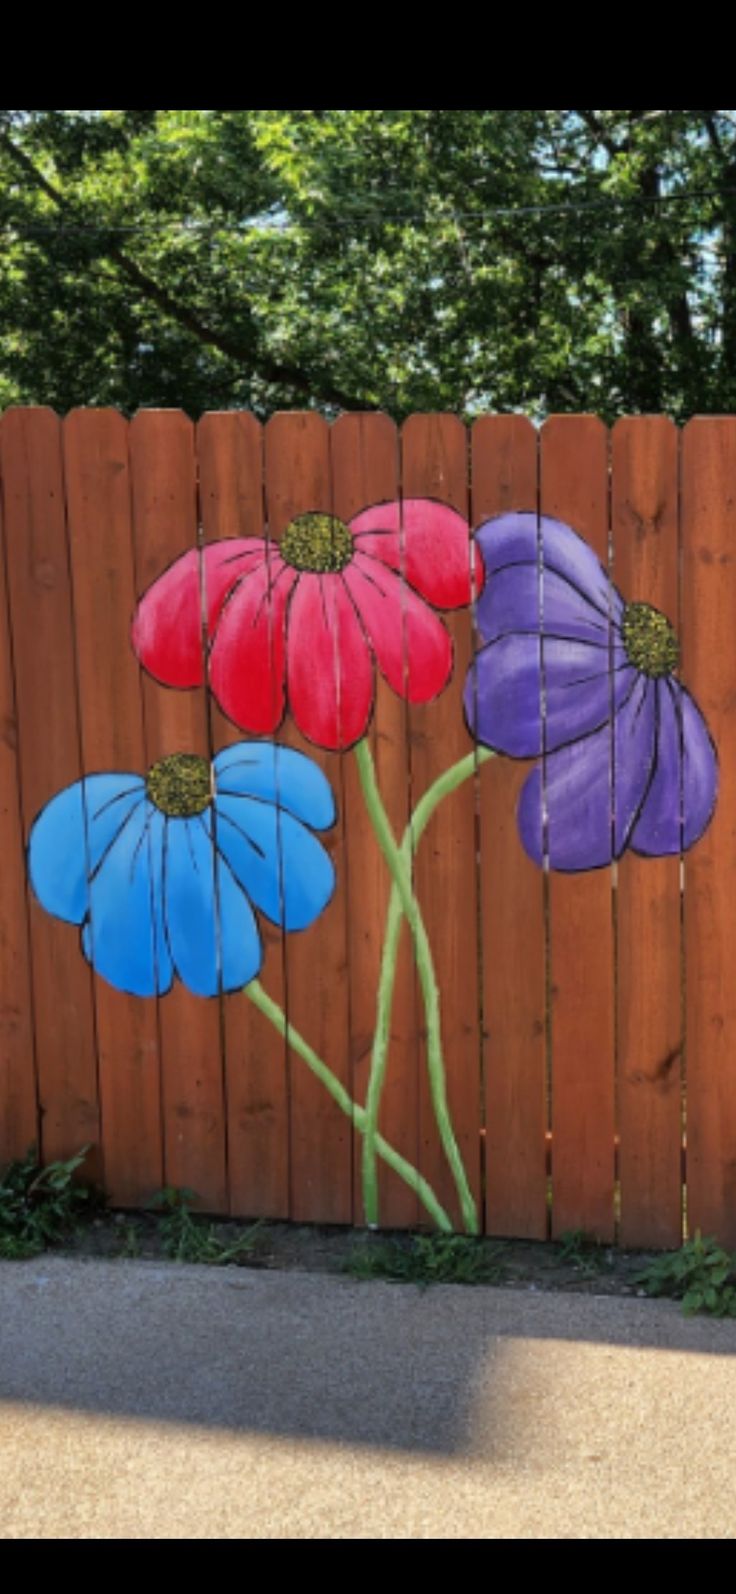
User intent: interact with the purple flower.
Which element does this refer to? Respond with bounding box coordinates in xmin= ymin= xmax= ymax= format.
xmin=464 ymin=512 xmax=718 ymax=872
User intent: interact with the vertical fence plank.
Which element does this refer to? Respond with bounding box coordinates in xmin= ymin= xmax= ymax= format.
xmin=540 ymin=416 xmax=615 ymax=1240
xmin=470 ymin=417 xmax=548 ymax=1238
xmin=197 ymin=412 xmax=289 ymax=1219
xmin=0 ymin=410 xmax=101 ymax=1173
xmin=129 ymin=411 xmax=228 ymax=1213
xmin=400 ymin=415 xmax=482 ymax=1232
xmin=0 ymin=461 xmax=38 ymax=1166
xmin=62 ymin=410 xmax=163 ymax=1207
xmin=264 ymin=413 xmax=352 ymax=1225
xmin=330 ymin=412 xmax=420 ymax=1228
xmin=682 ymin=418 xmax=736 ymax=1247
xmin=612 ymin=418 xmax=683 ymax=1248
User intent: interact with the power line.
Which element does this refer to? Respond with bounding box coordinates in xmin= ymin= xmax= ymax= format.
xmin=0 ymin=185 xmax=732 ymax=236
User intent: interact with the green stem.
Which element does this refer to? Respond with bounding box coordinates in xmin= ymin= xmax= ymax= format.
xmin=362 ymin=748 xmax=494 ymax=1229
xmin=354 ymin=738 xmax=483 ymax=1236
xmin=245 ymin=977 xmax=453 ymax=1233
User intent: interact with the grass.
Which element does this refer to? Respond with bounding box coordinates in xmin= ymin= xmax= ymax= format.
xmin=147 ymin=1186 xmax=263 ymax=1265
xmin=343 ymin=1232 xmax=506 ymax=1288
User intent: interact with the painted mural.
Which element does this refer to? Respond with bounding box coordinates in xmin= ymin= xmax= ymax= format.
xmin=27 ymin=501 xmax=718 ymax=1236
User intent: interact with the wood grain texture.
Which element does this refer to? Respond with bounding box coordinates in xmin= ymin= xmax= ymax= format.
xmin=197 ymin=412 xmax=289 ymax=1219
xmin=681 ymin=419 xmax=736 ymax=1246
xmin=0 ymin=460 xmax=38 ymax=1165
xmin=63 ymin=410 xmax=163 ymax=1206
xmin=612 ymin=418 xmax=683 ymax=1248
xmin=330 ymin=412 xmax=420 ymax=1228
xmin=540 ymin=416 xmax=615 ymax=1240
xmin=264 ymin=413 xmax=352 ymax=1224
xmin=0 ymin=409 xmax=100 ymax=1173
xmin=129 ymin=411 xmax=228 ymax=1213
xmin=400 ymin=415 xmax=482 ymax=1231
xmin=470 ymin=416 xmax=548 ymax=1238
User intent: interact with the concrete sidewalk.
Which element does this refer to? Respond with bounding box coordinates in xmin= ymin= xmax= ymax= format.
xmin=1 ymin=1256 xmax=735 ymax=1538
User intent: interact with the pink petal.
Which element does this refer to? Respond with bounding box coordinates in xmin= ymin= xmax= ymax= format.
xmin=343 ymin=552 xmax=453 ymax=704
xmin=287 ymin=573 xmax=374 ymax=750
xmin=208 ymin=560 xmax=297 ymax=734
xmin=349 ymin=498 xmax=481 ymax=607
xmin=131 ymin=539 xmax=268 ymax=688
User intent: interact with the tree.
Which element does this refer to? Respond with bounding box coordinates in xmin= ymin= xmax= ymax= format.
xmin=0 ymin=109 xmax=734 ymax=420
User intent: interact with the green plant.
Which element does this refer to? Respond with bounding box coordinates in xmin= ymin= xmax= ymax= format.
xmin=636 ymin=1232 xmax=736 ymax=1317
xmin=148 ymin=1186 xmax=262 ymax=1265
xmin=0 ymin=1146 xmax=97 ymax=1259
xmin=557 ymin=1229 xmax=607 ymax=1277
xmin=344 ymin=1233 xmax=506 ymax=1288
xmin=116 ymin=1220 xmax=142 ymax=1259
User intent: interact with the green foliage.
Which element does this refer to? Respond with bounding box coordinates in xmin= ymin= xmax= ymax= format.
xmin=636 ymin=1232 xmax=736 ymax=1317
xmin=2 ymin=110 xmax=736 ymax=420
xmin=0 ymin=1146 xmax=96 ymax=1259
xmin=148 ymin=1186 xmax=262 ymax=1265
xmin=344 ymin=1233 xmax=506 ymax=1287
xmin=557 ymin=1228 xmax=607 ymax=1277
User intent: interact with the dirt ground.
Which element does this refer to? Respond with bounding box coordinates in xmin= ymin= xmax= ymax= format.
xmin=56 ymin=1211 xmax=664 ymax=1298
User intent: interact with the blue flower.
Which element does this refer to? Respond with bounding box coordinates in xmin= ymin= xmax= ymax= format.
xmin=28 ymin=743 xmax=336 ymax=998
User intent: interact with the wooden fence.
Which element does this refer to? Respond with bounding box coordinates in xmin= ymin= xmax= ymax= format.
xmin=1 ymin=407 xmax=735 ymax=1250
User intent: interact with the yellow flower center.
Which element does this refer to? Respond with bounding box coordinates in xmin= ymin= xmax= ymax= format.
xmin=621 ymin=602 xmax=679 ymax=678
xmin=281 ymin=512 xmax=354 ymax=573
xmin=146 ymin=753 xmax=212 ymax=817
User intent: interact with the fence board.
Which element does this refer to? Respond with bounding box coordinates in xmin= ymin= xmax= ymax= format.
xmin=471 ymin=416 xmax=548 ymax=1238
xmin=401 ymin=415 xmax=482 ymax=1233
xmin=197 ymin=412 xmax=289 ymax=1219
xmin=682 ymin=419 xmax=736 ymax=1247
xmin=330 ymin=412 xmax=420 ymax=1229
xmin=63 ymin=410 xmax=163 ymax=1206
xmin=0 ymin=409 xmax=100 ymax=1174
xmin=612 ymin=418 xmax=683 ymax=1248
xmin=540 ymin=416 xmax=616 ymax=1240
xmin=129 ymin=411 xmax=228 ymax=1213
xmin=0 ymin=469 xmax=38 ymax=1166
xmin=264 ymin=413 xmax=353 ymax=1224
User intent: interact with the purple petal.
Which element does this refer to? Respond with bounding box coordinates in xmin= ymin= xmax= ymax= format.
xmin=465 ymin=632 xmax=636 ymax=758
xmin=631 ymin=678 xmax=718 ymax=856
xmin=518 ymin=673 xmax=655 ymax=870
xmin=474 ymin=512 xmax=624 ymax=624
xmin=475 ymin=563 xmax=614 ymax=648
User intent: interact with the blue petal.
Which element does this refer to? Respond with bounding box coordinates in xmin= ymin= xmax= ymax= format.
xmin=163 ymin=810 xmax=263 ymax=994
xmin=83 ymin=802 xmax=171 ymax=997
xmin=163 ymin=815 xmax=220 ymax=997
xmin=214 ymin=793 xmax=335 ymax=931
xmin=213 ymin=742 xmax=336 ymax=830
xmin=28 ymin=773 xmax=145 ymax=925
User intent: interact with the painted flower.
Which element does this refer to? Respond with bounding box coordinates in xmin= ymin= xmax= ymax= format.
xmin=28 ymin=743 xmax=336 ymax=997
xmin=464 ymin=512 xmax=718 ymax=871
xmin=131 ymin=502 xmax=482 ymax=751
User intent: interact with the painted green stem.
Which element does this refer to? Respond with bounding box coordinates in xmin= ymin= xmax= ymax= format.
xmin=245 ymin=978 xmax=453 ymax=1233
xmin=354 ymin=738 xmax=482 ymax=1236
xmin=361 ymin=748 xmax=495 ymax=1229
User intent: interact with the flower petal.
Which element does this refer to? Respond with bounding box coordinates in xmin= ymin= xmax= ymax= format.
xmin=208 ymin=559 xmax=297 ymax=735
xmin=475 ymin=563 xmax=613 ymax=648
xmin=474 ymin=512 xmax=623 ymax=624
xmin=213 ymin=742 xmax=335 ymax=831
xmin=131 ymin=541 xmax=266 ymax=688
xmin=214 ymin=793 xmax=335 ymax=932
xmin=349 ymin=499 xmax=482 ymax=607
xmin=163 ymin=809 xmax=262 ymax=995
xmin=344 ymin=553 xmax=452 ymax=704
xmin=518 ymin=673 xmax=655 ymax=871
xmin=28 ymin=774 xmax=145 ymax=925
xmin=466 ymin=632 xmax=636 ymax=757
xmin=631 ymin=678 xmax=718 ymax=856
xmin=286 ymin=573 xmax=373 ymax=750
xmin=84 ymin=804 xmax=171 ymax=996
